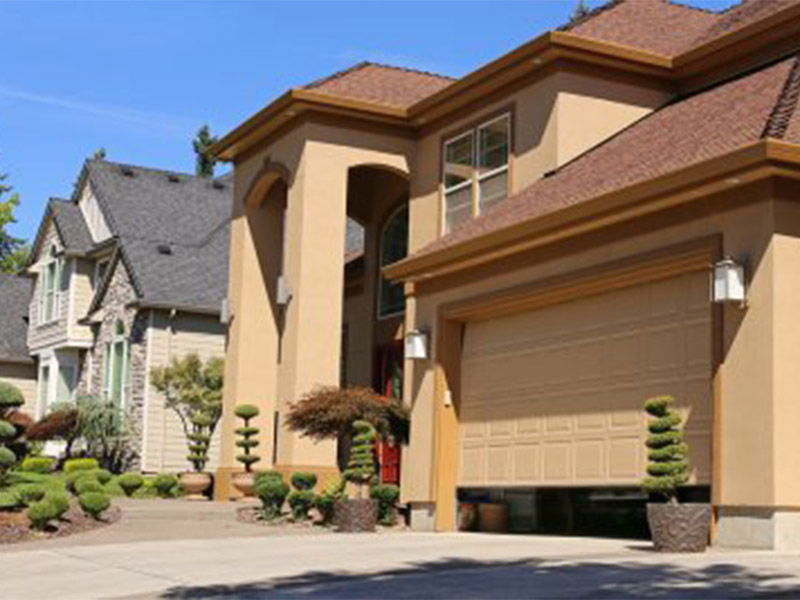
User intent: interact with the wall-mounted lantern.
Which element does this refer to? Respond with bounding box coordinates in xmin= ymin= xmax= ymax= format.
xmin=712 ymin=257 xmax=747 ymax=306
xmin=405 ymin=329 xmax=430 ymax=361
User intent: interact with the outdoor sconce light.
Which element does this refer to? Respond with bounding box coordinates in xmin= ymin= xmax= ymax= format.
xmin=405 ymin=329 xmax=430 ymax=361
xmin=712 ymin=257 xmax=747 ymax=306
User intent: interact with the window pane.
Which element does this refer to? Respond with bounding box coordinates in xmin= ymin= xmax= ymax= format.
xmin=478 ymin=117 xmax=510 ymax=174
xmin=39 ymin=366 xmax=50 ymax=409
xmin=379 ymin=207 xmax=409 ymax=318
xmin=444 ymin=133 xmax=474 ymax=190
xmin=57 ymin=365 xmax=75 ymax=403
xmin=478 ymin=170 xmax=509 ymax=214
xmin=112 ymin=341 xmax=124 ymax=404
xmin=445 ymin=186 xmax=473 ymax=233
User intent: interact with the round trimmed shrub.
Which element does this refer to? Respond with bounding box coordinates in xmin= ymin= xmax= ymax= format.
xmin=66 ymin=470 xmax=95 ymax=494
xmin=234 ymin=404 xmax=259 ymax=420
xmin=17 ymin=484 xmax=46 ymax=507
xmin=0 ymin=382 xmax=24 ymax=409
xmin=290 ymin=472 xmax=317 ymax=491
xmin=315 ymin=493 xmax=336 ymax=524
xmin=46 ymin=493 xmax=71 ymax=519
xmin=74 ymin=478 xmax=105 ymax=495
xmin=0 ymin=490 xmax=20 ymax=510
xmin=0 ymin=446 xmax=16 ymax=469
xmin=27 ymin=499 xmax=59 ymax=530
xmin=20 ymin=456 xmax=55 ymax=474
xmin=0 ymin=419 xmax=16 ymax=441
xmin=91 ymin=469 xmax=113 ymax=485
xmin=64 ymin=458 xmax=99 ymax=475
xmin=287 ymin=489 xmax=316 ymax=521
xmin=153 ymin=473 xmax=179 ymax=498
xmin=255 ymin=470 xmax=283 ymax=486
xmin=79 ymin=492 xmax=110 ymax=519
xmin=371 ymin=484 xmax=400 ymax=525
xmin=117 ymin=472 xmax=144 ymax=497
xmin=255 ymin=476 xmax=289 ymax=520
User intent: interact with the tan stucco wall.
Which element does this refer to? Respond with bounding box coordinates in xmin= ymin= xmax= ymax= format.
xmin=0 ymin=362 xmax=37 ymax=415
xmin=401 ymin=188 xmax=782 ymax=511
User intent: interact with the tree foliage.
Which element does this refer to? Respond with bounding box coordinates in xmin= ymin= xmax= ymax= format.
xmin=285 ymin=386 xmax=409 ymax=443
xmin=0 ymin=165 xmax=28 ymax=274
xmin=192 ymin=125 xmax=218 ymax=178
xmin=568 ymin=0 xmax=592 ymax=25
xmin=642 ymin=396 xmax=690 ymax=503
xmin=234 ymin=404 xmax=260 ymax=472
xmin=150 ymin=354 xmax=224 ymax=472
xmin=0 ymin=381 xmax=26 ymax=483
xmin=343 ymin=420 xmax=377 ymax=498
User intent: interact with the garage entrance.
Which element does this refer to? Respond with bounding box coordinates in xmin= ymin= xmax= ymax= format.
xmin=457 ymin=269 xmax=712 ymax=535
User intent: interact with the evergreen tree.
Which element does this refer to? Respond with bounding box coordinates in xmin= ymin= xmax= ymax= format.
xmin=569 ymin=0 xmax=592 ymax=24
xmin=192 ymin=125 xmax=218 ymax=178
xmin=93 ymin=148 xmax=107 ymax=160
xmin=0 ymin=163 xmax=28 ymax=274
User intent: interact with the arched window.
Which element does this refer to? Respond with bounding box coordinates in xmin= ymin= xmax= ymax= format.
xmin=103 ymin=320 xmax=131 ymax=406
xmin=378 ymin=205 xmax=408 ymax=318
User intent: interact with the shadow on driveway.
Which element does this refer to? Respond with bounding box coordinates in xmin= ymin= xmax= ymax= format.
xmin=157 ymin=556 xmax=800 ymax=599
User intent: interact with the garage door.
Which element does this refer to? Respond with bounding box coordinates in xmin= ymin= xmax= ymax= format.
xmin=459 ymin=270 xmax=711 ymax=487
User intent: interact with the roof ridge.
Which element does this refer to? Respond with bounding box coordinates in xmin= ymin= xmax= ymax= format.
xmin=665 ymin=1 xmax=729 ymax=16
xmin=558 ymin=0 xmax=626 ymax=32
xmin=304 ymin=61 xmax=455 ymax=90
xmin=762 ymin=55 xmax=800 ymax=139
xmin=89 ymin=158 xmax=202 ymax=181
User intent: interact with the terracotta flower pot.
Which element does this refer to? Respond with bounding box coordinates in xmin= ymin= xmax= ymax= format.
xmin=333 ymin=498 xmax=378 ymax=532
xmin=478 ymin=503 xmax=509 ymax=533
xmin=232 ymin=471 xmax=256 ymax=497
xmin=647 ymin=503 xmax=711 ymax=553
xmin=180 ymin=472 xmax=212 ymax=500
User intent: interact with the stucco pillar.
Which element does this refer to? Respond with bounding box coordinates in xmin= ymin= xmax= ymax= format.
xmin=275 ymin=143 xmax=349 ymax=467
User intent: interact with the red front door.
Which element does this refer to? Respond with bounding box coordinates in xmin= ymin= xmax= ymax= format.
xmin=376 ymin=342 xmax=403 ymax=485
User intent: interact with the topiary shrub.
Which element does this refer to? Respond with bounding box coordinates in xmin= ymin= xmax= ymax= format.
xmin=17 ymin=484 xmax=46 ymax=507
xmin=20 ymin=456 xmax=55 ymax=474
xmin=287 ymin=490 xmax=316 ymax=521
xmin=74 ymin=477 xmax=105 ymax=495
xmin=290 ymin=472 xmax=317 ymax=492
xmin=91 ymin=469 xmax=113 ymax=485
xmin=186 ymin=412 xmax=213 ymax=472
xmin=234 ymin=404 xmax=261 ymax=473
xmin=66 ymin=470 xmax=96 ymax=495
xmin=343 ymin=420 xmax=377 ymax=499
xmin=255 ymin=470 xmax=283 ymax=485
xmin=0 ymin=489 xmax=20 ymax=510
xmin=255 ymin=476 xmax=289 ymax=520
xmin=79 ymin=492 xmax=110 ymax=519
xmin=27 ymin=498 xmax=60 ymax=530
xmin=153 ymin=473 xmax=179 ymax=498
xmin=46 ymin=492 xmax=70 ymax=519
xmin=0 ymin=382 xmax=25 ymax=483
xmin=371 ymin=484 xmax=400 ymax=525
xmin=117 ymin=472 xmax=144 ymax=497
xmin=315 ymin=474 xmax=344 ymax=524
xmin=642 ymin=396 xmax=690 ymax=503
xmin=64 ymin=458 xmax=99 ymax=475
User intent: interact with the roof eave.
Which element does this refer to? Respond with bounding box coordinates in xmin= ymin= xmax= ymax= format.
xmin=128 ymin=300 xmax=221 ymax=317
xmin=385 ymin=140 xmax=800 ymax=285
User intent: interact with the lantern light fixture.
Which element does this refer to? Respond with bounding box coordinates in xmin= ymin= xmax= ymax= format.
xmin=405 ymin=328 xmax=429 ymax=360
xmin=712 ymin=257 xmax=747 ymax=306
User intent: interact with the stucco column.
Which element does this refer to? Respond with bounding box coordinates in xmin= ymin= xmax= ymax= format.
xmin=275 ymin=142 xmax=349 ymax=467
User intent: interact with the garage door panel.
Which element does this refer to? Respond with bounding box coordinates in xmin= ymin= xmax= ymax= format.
xmin=459 ymin=270 xmax=712 ymax=488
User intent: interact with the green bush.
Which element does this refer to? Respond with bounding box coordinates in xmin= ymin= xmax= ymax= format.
xmin=64 ymin=458 xmax=99 ymax=474
xmin=0 ymin=420 xmax=16 ymax=440
xmin=287 ymin=490 xmax=316 ymax=520
xmin=0 ymin=382 xmax=25 ymax=483
xmin=0 ymin=447 xmax=16 ymax=470
xmin=642 ymin=396 xmax=690 ymax=502
xmin=91 ymin=469 xmax=113 ymax=485
xmin=153 ymin=473 xmax=179 ymax=498
xmin=79 ymin=492 xmax=110 ymax=519
xmin=74 ymin=478 xmax=105 ymax=495
xmin=46 ymin=492 xmax=71 ymax=519
xmin=0 ymin=489 xmax=20 ymax=510
xmin=27 ymin=498 xmax=59 ymax=530
xmin=0 ymin=382 xmax=24 ymax=409
xmin=234 ymin=404 xmax=261 ymax=473
xmin=20 ymin=456 xmax=55 ymax=474
xmin=255 ymin=470 xmax=284 ymax=486
xmin=290 ymin=472 xmax=317 ymax=491
xmin=343 ymin=420 xmax=377 ymax=497
xmin=17 ymin=484 xmax=46 ymax=507
xmin=117 ymin=472 xmax=144 ymax=497
xmin=66 ymin=470 xmax=96 ymax=494
xmin=315 ymin=493 xmax=336 ymax=524
xmin=255 ymin=476 xmax=289 ymax=520
xmin=371 ymin=484 xmax=400 ymax=525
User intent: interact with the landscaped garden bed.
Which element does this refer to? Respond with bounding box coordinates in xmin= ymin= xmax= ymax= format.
xmin=0 ymin=501 xmax=121 ymax=545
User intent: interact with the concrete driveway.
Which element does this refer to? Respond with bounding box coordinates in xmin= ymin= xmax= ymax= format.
xmin=1 ymin=500 xmax=799 ymax=599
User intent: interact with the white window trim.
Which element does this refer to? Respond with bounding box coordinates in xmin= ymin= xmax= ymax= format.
xmin=104 ymin=323 xmax=131 ymax=408
xmin=39 ymin=245 xmax=62 ymax=326
xmin=442 ymin=112 xmax=511 ymax=233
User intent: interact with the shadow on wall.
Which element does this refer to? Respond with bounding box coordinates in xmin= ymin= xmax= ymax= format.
xmin=158 ymin=556 xmax=800 ymax=599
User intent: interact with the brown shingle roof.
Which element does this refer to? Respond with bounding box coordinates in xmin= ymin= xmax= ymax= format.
xmin=691 ymin=0 xmax=800 ymax=47
xmin=565 ymin=0 xmax=720 ymax=56
xmin=304 ymin=62 xmax=455 ymax=109
xmin=416 ymin=56 xmax=800 ymax=257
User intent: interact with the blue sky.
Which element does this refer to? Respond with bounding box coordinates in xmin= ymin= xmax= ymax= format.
xmin=3 ymin=0 xmax=738 ymax=242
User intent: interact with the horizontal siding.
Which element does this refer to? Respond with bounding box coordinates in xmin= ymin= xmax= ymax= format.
xmin=0 ymin=362 xmax=38 ymax=415
xmin=142 ymin=311 xmax=226 ymax=473
xmin=28 ymin=224 xmax=69 ymax=352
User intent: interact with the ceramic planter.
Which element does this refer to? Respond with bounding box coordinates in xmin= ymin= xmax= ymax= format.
xmin=180 ymin=472 xmax=212 ymax=500
xmin=647 ymin=503 xmax=711 ymax=552
xmin=333 ymin=498 xmax=378 ymax=532
xmin=232 ymin=471 xmax=256 ymax=497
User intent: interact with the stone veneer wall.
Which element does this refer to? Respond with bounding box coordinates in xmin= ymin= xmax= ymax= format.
xmin=76 ymin=260 xmax=148 ymax=467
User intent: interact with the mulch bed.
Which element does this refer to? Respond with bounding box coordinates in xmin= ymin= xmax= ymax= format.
xmin=0 ymin=502 xmax=121 ymax=545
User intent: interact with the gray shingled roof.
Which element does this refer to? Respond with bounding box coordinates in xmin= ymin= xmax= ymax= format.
xmin=85 ymin=160 xmax=232 ymax=314
xmin=50 ymin=199 xmax=93 ymax=254
xmin=0 ymin=274 xmax=33 ymax=363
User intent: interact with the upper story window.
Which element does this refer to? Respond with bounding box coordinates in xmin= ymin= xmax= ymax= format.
xmin=443 ymin=114 xmax=511 ymax=234
xmin=378 ymin=205 xmax=409 ymax=319
xmin=39 ymin=245 xmax=64 ymax=325
xmin=103 ymin=320 xmax=131 ymax=407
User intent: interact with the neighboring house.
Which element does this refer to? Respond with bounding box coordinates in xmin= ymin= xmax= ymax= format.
xmin=210 ymin=0 xmax=800 ymax=550
xmin=0 ymin=274 xmax=36 ymax=413
xmin=25 ymin=159 xmax=232 ymax=472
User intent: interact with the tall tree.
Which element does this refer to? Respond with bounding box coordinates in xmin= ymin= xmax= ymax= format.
xmin=0 ymin=165 xmax=28 ymax=274
xmin=192 ymin=125 xmax=218 ymax=178
xmin=569 ymin=0 xmax=592 ymax=24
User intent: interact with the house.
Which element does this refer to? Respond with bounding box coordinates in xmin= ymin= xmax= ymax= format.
xmin=25 ymin=159 xmax=232 ymax=472
xmin=0 ymin=274 xmax=36 ymax=413
xmin=211 ymin=0 xmax=800 ymax=550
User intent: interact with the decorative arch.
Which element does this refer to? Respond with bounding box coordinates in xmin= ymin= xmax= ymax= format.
xmin=377 ymin=203 xmax=409 ymax=319
xmin=243 ymin=157 xmax=292 ymax=210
